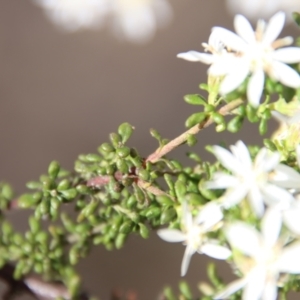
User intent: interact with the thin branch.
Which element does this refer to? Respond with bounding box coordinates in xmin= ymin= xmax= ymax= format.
xmin=137 ymin=179 xmax=174 ymax=199
xmin=146 ymin=99 xmax=243 ymax=163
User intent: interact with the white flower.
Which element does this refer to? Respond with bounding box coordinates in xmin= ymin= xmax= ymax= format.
xmin=206 ymin=141 xmax=295 ymax=216
xmin=225 ymin=0 xmax=300 ymax=23
xmin=33 ymin=0 xmax=173 ymax=43
xmin=110 ymin=0 xmax=172 ymax=44
xmin=157 ymin=202 xmax=230 ymax=276
xmin=177 ymin=30 xmax=238 ymax=77
xmin=178 ymin=12 xmax=300 ymax=107
xmin=215 ymin=209 xmax=300 ymax=300
xmin=33 ymin=0 xmax=110 ymax=31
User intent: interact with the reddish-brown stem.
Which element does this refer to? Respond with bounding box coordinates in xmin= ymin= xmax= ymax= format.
xmin=146 ymin=99 xmax=243 ymax=163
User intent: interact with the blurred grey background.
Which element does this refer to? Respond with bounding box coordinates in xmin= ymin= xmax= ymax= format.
xmin=0 ymin=1 xmax=298 ymax=299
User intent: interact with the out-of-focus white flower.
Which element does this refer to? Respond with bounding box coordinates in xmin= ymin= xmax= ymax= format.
xmin=225 ymin=0 xmax=300 ymax=23
xmin=215 ymin=209 xmax=300 ymax=300
xmin=157 ymin=202 xmax=230 ymax=276
xmin=33 ymin=0 xmax=173 ymax=43
xmin=271 ymin=106 xmax=300 ymax=150
xmin=178 ymin=12 xmax=300 ymax=107
xmin=110 ymin=0 xmax=172 ymax=43
xmin=206 ymin=141 xmax=295 ymax=216
xmin=33 ymin=0 xmax=111 ymax=31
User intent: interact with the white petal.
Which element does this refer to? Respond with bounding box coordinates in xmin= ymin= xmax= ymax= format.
xmin=212 ymin=27 xmax=247 ymax=52
xmin=181 ymin=244 xmax=195 ymax=276
xmin=278 ymin=242 xmax=300 ymax=273
xmin=234 ymin=14 xmax=255 ymax=44
xmin=196 ymin=202 xmax=223 ymax=230
xmin=243 ymin=268 xmax=266 ymax=300
xmin=272 ymin=164 xmax=300 ymax=189
xmin=214 ymin=278 xmax=247 ymax=299
xmin=221 ymin=185 xmax=248 ymax=208
xmin=283 ymin=208 xmax=300 ymax=235
xmin=261 ymin=208 xmax=282 ymax=248
xmin=262 ymin=278 xmax=278 ymax=300
xmin=177 ymin=51 xmax=214 ymax=63
xmin=247 ymin=68 xmax=265 ymax=108
xmin=263 ymin=11 xmax=285 ymax=45
xmin=248 ymin=186 xmax=265 ymax=217
xmin=262 ymin=184 xmax=294 ymax=208
xmin=220 ymin=60 xmax=249 ymax=95
xmin=200 ymin=242 xmax=231 ymax=260
xmin=209 ymin=57 xmax=233 ymax=76
xmin=206 ymin=173 xmax=238 ymax=189
xmin=273 ymin=47 xmax=300 ymax=64
xmin=232 ymin=141 xmax=252 ymax=170
xmin=271 ymin=110 xmax=289 ymax=124
xmin=271 ymin=61 xmax=300 ymax=88
xmin=157 ymin=229 xmax=186 ymax=242
xmin=260 ymin=151 xmax=280 ymax=172
xmin=212 ymin=145 xmax=243 ymax=175
xmin=182 ymin=202 xmax=193 ymax=229
xmin=226 ymin=223 xmax=261 ymax=257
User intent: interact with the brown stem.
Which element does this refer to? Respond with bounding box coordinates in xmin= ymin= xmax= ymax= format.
xmin=146 ymin=99 xmax=243 ymax=163
xmin=137 ymin=179 xmax=174 ymax=200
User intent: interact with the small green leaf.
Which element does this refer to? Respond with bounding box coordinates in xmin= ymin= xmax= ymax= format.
xmin=293 ymin=12 xmax=300 ymax=27
xmin=211 ymin=112 xmax=225 ymax=124
xmin=185 ymin=112 xmax=206 ymax=128
xmin=227 ymin=116 xmax=244 ymax=133
xmin=184 ymin=94 xmax=206 ymax=105
xmin=109 ymin=132 xmax=122 ymax=148
xmin=119 ymin=221 xmax=133 ymax=234
xmin=85 ymin=154 xmax=101 ymax=162
xmin=160 ymin=207 xmax=177 ymax=224
xmin=116 ymin=159 xmax=129 ymax=174
xmin=259 ymin=118 xmax=268 ymax=135
xmin=29 ymin=216 xmax=40 ymax=233
xmin=174 ymin=180 xmax=186 ymax=199
xmin=163 ymin=286 xmax=176 ymax=300
xmin=116 ymin=146 xmax=131 ymax=158
xmin=137 ymin=169 xmax=150 ymax=181
xmin=263 ymin=139 xmax=277 ymax=151
xmin=246 ymin=104 xmax=259 ymax=123
xmin=48 ymin=161 xmax=60 ymax=179
xmin=57 ymin=179 xmax=70 ymax=191
xmin=1 ymin=183 xmax=13 ymax=199
xmin=156 ymin=195 xmax=174 ymax=206
xmin=187 ymin=134 xmax=197 ymax=147
xmin=98 ymin=142 xmax=115 ymax=153
xmin=18 ymin=194 xmax=39 ymax=208
xmin=179 ymin=281 xmax=193 ymax=299
xmin=115 ymin=233 xmax=127 ymax=249
xmin=60 ymin=188 xmax=77 ymax=200
xmin=145 ymin=206 xmax=161 ymax=219
xmin=139 ymin=223 xmax=149 ymax=239
xmin=118 ymin=122 xmax=134 ymax=143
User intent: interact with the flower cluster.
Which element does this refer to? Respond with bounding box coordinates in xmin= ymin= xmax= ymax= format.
xmin=178 ymin=12 xmax=300 ymax=107
xmin=156 ymin=12 xmax=300 ymax=299
xmin=32 ymin=0 xmax=172 ymax=43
